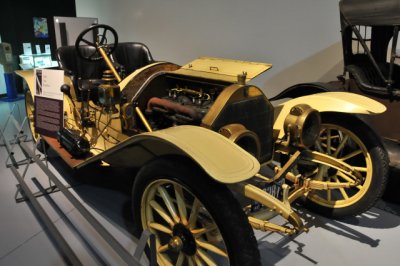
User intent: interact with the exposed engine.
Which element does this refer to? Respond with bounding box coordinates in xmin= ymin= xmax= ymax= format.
xmin=145 ymin=86 xmax=218 ymax=128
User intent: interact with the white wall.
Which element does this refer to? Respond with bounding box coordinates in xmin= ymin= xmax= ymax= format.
xmin=75 ymin=0 xmax=342 ymax=97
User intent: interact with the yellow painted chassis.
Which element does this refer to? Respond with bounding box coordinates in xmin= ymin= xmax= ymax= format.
xmin=18 ymin=54 xmax=386 ymax=236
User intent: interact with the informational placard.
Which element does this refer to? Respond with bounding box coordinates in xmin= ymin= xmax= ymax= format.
xmin=34 ymin=69 xmax=64 ymax=137
xmin=36 ymin=44 xmax=41 ymax=54
xmin=44 ymin=44 xmax=51 ymax=54
xmin=23 ymin=43 xmax=32 ymax=55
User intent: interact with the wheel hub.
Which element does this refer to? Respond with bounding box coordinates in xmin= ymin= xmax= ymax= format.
xmin=168 ymin=236 xmax=183 ymax=252
xmin=171 ymin=223 xmax=197 ymax=255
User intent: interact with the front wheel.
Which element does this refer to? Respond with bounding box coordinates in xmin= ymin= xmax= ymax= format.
xmin=297 ymin=113 xmax=389 ymax=218
xmin=132 ymin=156 xmax=260 ymax=266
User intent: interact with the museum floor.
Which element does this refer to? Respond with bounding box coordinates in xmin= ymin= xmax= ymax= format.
xmin=1 ymin=98 xmax=400 ymax=266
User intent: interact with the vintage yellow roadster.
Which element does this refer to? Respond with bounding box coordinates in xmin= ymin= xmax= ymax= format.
xmin=18 ymin=24 xmax=388 ymax=265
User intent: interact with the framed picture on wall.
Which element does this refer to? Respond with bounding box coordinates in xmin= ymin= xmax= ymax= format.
xmin=33 ymin=17 xmax=49 ymax=38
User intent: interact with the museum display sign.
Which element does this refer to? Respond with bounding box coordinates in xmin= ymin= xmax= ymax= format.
xmin=33 ymin=69 xmax=64 ymax=138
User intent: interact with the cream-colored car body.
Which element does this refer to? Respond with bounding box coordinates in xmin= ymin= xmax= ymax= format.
xmin=273 ymin=91 xmax=387 ymax=139
xmin=17 ymin=53 xmax=387 ymax=238
xmin=16 ymin=67 xmax=260 ymax=184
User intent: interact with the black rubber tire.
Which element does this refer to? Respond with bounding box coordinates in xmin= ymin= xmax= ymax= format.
xmin=24 ymin=89 xmax=49 ymax=152
xmin=24 ymin=89 xmax=38 ymax=142
xmin=132 ymin=155 xmax=261 ymax=266
xmin=303 ymin=113 xmax=389 ymax=218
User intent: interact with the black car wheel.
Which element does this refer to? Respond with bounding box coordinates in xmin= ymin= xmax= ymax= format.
xmin=298 ymin=113 xmax=389 ymax=218
xmin=132 ymin=156 xmax=261 ymax=266
xmin=25 ymin=89 xmax=39 ymax=142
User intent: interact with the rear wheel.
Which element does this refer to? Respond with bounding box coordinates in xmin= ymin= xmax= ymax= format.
xmin=132 ymin=156 xmax=260 ymax=266
xmin=25 ymin=89 xmax=38 ymax=142
xmin=298 ymin=113 xmax=388 ymax=217
xmin=24 ymin=89 xmax=49 ymax=153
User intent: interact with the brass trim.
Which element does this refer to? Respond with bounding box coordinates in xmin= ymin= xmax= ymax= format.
xmin=98 ymin=46 xmax=122 ymax=82
xmin=302 ymin=150 xmax=363 ymax=181
xmin=233 ymin=182 xmax=305 ymax=233
xmin=218 ymin=123 xmax=261 ymax=160
xmin=283 ymin=104 xmax=321 ymax=148
xmin=135 ymin=107 xmax=152 ymax=132
xmin=248 ymin=216 xmax=297 ymax=235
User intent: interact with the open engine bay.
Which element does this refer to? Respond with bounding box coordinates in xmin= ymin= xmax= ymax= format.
xmin=127 ymin=74 xmax=229 ymax=130
xmin=62 ymin=69 xmax=274 ymax=162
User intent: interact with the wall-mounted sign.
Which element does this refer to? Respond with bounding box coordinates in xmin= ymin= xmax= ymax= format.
xmin=33 ymin=17 xmax=48 ymax=39
xmin=34 ymin=69 xmax=64 ymax=137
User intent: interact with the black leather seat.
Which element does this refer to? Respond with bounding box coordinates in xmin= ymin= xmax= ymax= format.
xmin=111 ymin=42 xmax=154 ymax=75
xmin=56 ymin=43 xmax=154 ymax=100
xmin=56 ymin=45 xmax=108 ymax=80
xmin=56 ymin=45 xmax=109 ymax=101
xmin=347 ymin=54 xmax=400 ymax=92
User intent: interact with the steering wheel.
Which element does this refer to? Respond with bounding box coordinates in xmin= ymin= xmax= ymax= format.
xmin=75 ymin=24 xmax=118 ymax=61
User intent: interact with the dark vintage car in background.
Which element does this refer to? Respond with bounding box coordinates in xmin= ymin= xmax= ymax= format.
xmin=273 ymin=0 xmax=400 ymax=172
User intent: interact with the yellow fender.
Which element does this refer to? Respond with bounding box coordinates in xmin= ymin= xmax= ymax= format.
xmin=84 ymin=125 xmax=260 ymax=184
xmin=273 ymin=92 xmax=386 ymax=139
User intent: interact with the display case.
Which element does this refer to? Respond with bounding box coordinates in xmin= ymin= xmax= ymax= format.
xmin=19 ymin=53 xmax=57 ymax=69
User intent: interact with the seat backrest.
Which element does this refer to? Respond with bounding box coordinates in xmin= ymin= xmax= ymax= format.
xmin=56 ymin=45 xmax=108 ymax=80
xmin=111 ymin=42 xmax=154 ymax=75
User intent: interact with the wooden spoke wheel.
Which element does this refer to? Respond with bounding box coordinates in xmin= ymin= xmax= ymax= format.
xmin=298 ymin=113 xmax=389 ymax=217
xmin=24 ymin=89 xmax=38 ymax=142
xmin=132 ymin=156 xmax=261 ymax=266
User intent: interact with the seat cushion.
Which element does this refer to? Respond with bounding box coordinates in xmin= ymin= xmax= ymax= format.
xmin=111 ymin=42 xmax=154 ymax=75
xmin=56 ymin=45 xmax=108 ymax=80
